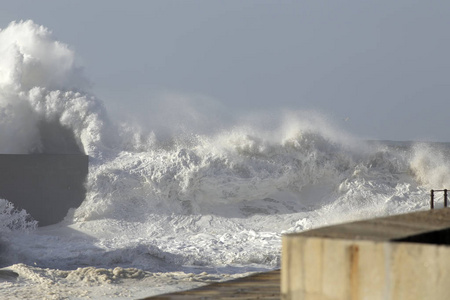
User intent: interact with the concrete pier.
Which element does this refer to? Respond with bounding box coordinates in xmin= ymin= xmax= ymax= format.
xmin=282 ymin=208 xmax=450 ymax=300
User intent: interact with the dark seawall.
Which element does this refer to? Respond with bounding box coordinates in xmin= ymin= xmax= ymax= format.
xmin=0 ymin=154 xmax=88 ymax=226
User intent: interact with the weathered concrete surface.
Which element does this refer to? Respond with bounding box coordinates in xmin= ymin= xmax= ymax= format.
xmin=296 ymin=208 xmax=450 ymax=241
xmin=142 ymin=270 xmax=280 ymax=300
xmin=282 ymin=208 xmax=450 ymax=300
xmin=0 ymin=154 xmax=88 ymax=226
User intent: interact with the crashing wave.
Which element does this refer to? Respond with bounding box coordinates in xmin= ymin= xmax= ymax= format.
xmin=0 ymin=20 xmax=440 ymax=274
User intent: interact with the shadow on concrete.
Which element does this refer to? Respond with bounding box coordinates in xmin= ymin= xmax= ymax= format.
xmin=394 ymin=228 xmax=450 ymax=246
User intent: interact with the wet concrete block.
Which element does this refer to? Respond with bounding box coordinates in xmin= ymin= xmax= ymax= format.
xmin=282 ymin=208 xmax=450 ymax=300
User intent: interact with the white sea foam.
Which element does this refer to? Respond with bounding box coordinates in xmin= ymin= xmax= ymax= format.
xmin=0 ymin=20 xmax=441 ymax=299
xmin=0 ymin=199 xmax=36 ymax=233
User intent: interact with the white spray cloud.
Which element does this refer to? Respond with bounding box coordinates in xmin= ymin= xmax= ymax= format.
xmin=410 ymin=143 xmax=450 ymax=189
xmin=0 ymin=20 xmax=109 ymax=155
xmin=0 ymin=20 xmax=88 ymax=92
xmin=0 ymin=93 xmax=40 ymax=153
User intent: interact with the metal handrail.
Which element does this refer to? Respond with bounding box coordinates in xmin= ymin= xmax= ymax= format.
xmin=430 ymin=189 xmax=448 ymax=209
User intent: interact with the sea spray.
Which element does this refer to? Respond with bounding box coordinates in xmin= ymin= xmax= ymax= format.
xmin=0 ymin=19 xmax=444 ymax=299
xmin=410 ymin=142 xmax=450 ymax=189
xmin=0 ymin=20 xmax=87 ymax=92
xmin=0 ymin=199 xmax=36 ymax=233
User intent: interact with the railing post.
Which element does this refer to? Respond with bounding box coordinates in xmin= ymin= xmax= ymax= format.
xmin=431 ymin=189 xmax=434 ymax=209
xmin=445 ymin=189 xmax=448 ymax=208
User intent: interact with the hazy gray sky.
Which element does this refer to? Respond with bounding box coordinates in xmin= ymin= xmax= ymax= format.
xmin=1 ymin=1 xmax=449 ymax=141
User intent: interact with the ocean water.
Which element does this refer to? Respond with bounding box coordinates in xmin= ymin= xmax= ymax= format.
xmin=0 ymin=20 xmax=448 ymax=299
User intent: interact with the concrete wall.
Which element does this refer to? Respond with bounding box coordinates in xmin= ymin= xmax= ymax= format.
xmin=0 ymin=154 xmax=88 ymax=226
xmin=282 ymin=209 xmax=450 ymax=300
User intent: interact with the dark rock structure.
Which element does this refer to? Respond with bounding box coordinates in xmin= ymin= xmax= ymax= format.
xmin=0 ymin=154 xmax=88 ymax=226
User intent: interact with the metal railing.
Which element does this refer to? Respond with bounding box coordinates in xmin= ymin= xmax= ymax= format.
xmin=430 ymin=189 xmax=448 ymax=209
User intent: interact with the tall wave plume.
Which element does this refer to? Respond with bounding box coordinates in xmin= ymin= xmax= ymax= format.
xmin=0 ymin=20 xmax=113 ymax=156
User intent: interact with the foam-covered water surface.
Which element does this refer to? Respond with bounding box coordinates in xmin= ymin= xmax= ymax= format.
xmin=0 ymin=20 xmax=446 ymax=299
